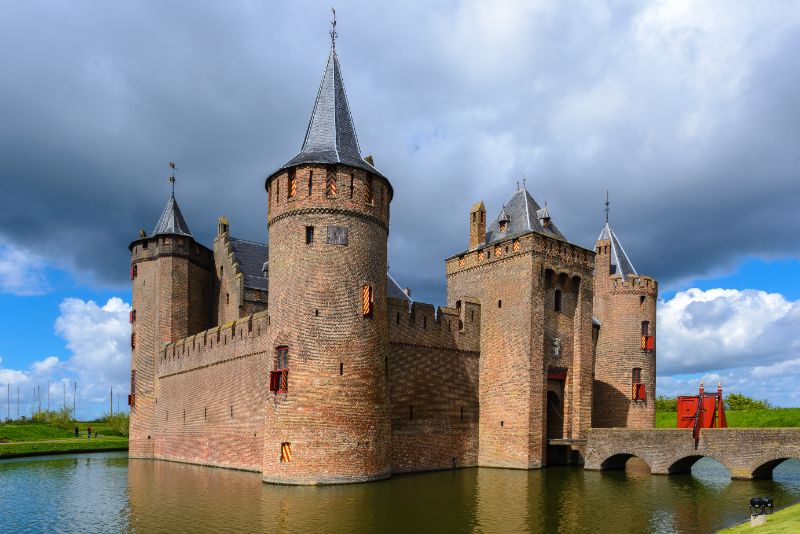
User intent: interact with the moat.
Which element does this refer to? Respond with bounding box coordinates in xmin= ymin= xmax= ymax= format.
xmin=2 ymin=452 xmax=800 ymax=533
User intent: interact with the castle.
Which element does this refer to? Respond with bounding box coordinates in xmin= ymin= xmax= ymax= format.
xmin=128 ymin=35 xmax=657 ymax=484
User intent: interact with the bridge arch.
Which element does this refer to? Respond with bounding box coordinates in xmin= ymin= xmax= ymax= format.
xmin=750 ymin=457 xmax=798 ymax=480
xmin=666 ymin=454 xmax=730 ymax=476
xmin=599 ymin=452 xmax=652 ymax=472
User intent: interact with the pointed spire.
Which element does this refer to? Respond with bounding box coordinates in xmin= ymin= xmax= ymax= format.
xmin=153 ymin=163 xmax=192 ymax=237
xmin=271 ymin=18 xmax=388 ymax=184
xmin=605 ymin=190 xmax=609 ymax=223
xmin=597 ymin=219 xmax=637 ymax=280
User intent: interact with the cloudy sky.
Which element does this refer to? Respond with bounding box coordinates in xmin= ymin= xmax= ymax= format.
xmin=0 ymin=0 xmax=799 ymax=417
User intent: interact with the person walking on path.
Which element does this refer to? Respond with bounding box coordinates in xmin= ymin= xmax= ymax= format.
xmin=87 ymin=426 xmax=92 ymax=439
xmin=74 ymin=425 xmax=79 ymax=438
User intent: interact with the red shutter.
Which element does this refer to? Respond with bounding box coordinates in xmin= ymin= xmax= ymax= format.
xmin=269 ymin=371 xmax=279 ymax=392
xmin=130 ymin=266 xmax=135 ymax=280
xmin=635 ymin=383 xmax=646 ymax=400
xmin=645 ymin=336 xmax=655 ymax=350
xmin=128 ymin=394 xmax=135 ymax=407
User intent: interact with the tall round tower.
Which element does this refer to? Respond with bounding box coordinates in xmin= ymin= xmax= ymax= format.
xmin=592 ymin=200 xmax=657 ymax=429
xmin=261 ymin=37 xmax=392 ymax=484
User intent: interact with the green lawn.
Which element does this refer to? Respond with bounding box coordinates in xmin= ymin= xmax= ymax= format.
xmin=0 ymin=421 xmax=128 ymax=459
xmin=656 ymin=408 xmax=800 ymax=428
xmin=719 ymin=501 xmax=800 ymax=533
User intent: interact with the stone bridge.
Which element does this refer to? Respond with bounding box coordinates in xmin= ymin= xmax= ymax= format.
xmin=584 ymin=428 xmax=800 ymax=479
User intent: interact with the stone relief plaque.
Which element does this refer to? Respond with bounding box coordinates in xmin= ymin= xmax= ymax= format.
xmin=327 ymin=226 xmax=349 ymax=245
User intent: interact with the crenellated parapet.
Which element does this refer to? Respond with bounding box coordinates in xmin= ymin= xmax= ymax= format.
xmin=158 ymin=311 xmax=269 ymax=378
xmin=387 ymin=298 xmax=480 ymax=354
xmin=130 ymin=234 xmax=213 ymax=269
xmin=610 ymin=274 xmax=658 ymax=297
xmin=446 ymin=231 xmax=594 ymax=278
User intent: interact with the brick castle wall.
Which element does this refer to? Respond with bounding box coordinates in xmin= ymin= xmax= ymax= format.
xmin=387 ymin=298 xmax=481 ymax=472
xmin=153 ymin=312 xmax=270 ymax=471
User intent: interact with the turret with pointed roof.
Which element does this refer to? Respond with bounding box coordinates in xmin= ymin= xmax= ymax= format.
xmin=152 ymin=194 xmax=193 ymax=238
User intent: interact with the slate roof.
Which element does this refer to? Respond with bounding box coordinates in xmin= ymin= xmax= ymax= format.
xmin=269 ymin=46 xmax=388 ymax=183
xmin=388 ymin=273 xmax=412 ymax=302
xmin=230 ymin=238 xmax=268 ymax=291
xmin=152 ymin=195 xmax=192 ymax=237
xmin=597 ymin=222 xmax=637 ymax=279
xmin=484 ymin=189 xmax=567 ymax=245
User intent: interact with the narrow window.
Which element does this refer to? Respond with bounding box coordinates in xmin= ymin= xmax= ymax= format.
xmin=384 ymin=356 xmax=389 ymax=375
xmin=365 ymin=175 xmax=374 ymax=204
xmin=306 ymin=226 xmax=314 ymax=244
xmin=362 ymin=284 xmax=374 ymax=318
xmin=423 ymin=316 xmax=427 ymax=329
xmin=554 ymin=289 xmax=562 ymax=312
xmin=142 ymin=241 xmax=148 ymax=250
xmin=204 ymin=407 xmax=207 ymax=420
xmin=288 ymin=169 xmax=296 ymax=198
xmin=396 ymin=311 xmax=401 ymax=325
xmin=481 ymin=212 xmax=485 ymax=223
xmin=632 ymin=367 xmax=644 ymax=400
xmin=131 ymin=333 xmax=136 ymax=350
xmin=280 ymin=442 xmax=292 ymax=463
xmin=641 ymin=321 xmax=650 ymax=336
xmin=498 ymin=300 xmax=502 ymax=308
xmin=326 ymin=169 xmax=337 ymax=196
xmin=349 ymin=174 xmax=354 ymax=198
xmin=409 ymin=405 xmax=413 ymax=421
xmin=129 ymin=309 xmax=136 ymax=323
xmin=270 ymin=346 xmax=289 ymax=393
xmin=315 ymin=309 xmax=319 ymax=317
xmin=226 ymin=293 xmax=230 ymax=305
xmin=640 ymin=295 xmax=646 ymax=308
xmin=470 ymin=310 xmax=474 ymax=322
xmin=339 ymin=362 xmax=344 ymax=375
xmin=230 ymin=405 xmax=233 ymax=418
xmin=458 ymin=255 xmax=465 ymax=267
xmin=632 ymin=368 xmax=642 ymax=384
xmin=130 ymin=370 xmax=137 ymax=396
xmin=500 ymin=420 xmax=504 ymax=427
xmin=460 ymin=406 xmax=464 ymax=421
xmin=130 ymin=265 xmax=138 ymax=280
xmin=308 ymin=171 xmax=313 ymax=196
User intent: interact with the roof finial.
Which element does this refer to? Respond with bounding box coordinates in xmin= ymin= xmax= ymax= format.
xmin=605 ymin=190 xmax=609 ymax=223
xmin=169 ymin=162 xmax=177 ymax=197
xmin=330 ymin=7 xmax=338 ymax=50
xmin=522 ymin=177 xmax=527 ymax=191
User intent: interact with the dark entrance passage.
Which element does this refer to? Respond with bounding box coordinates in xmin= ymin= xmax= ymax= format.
xmin=546 ymin=381 xmax=564 ymax=440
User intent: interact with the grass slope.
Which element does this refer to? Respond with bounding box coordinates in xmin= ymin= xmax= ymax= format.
xmin=656 ymin=408 xmax=800 ymax=429
xmin=0 ymin=421 xmax=128 ymax=459
xmin=718 ymin=501 xmax=800 ymax=533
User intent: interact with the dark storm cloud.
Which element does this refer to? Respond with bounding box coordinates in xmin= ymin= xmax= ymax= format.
xmin=1 ymin=1 xmax=799 ymax=304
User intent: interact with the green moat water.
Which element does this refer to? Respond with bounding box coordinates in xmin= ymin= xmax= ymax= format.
xmin=1 ymin=452 xmax=799 ymax=533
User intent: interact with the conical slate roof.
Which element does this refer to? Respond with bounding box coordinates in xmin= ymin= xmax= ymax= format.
xmin=597 ymin=222 xmax=637 ymax=279
xmin=485 ymin=189 xmax=567 ymax=245
xmin=270 ymin=46 xmax=387 ymax=183
xmin=153 ymin=195 xmax=193 ymax=237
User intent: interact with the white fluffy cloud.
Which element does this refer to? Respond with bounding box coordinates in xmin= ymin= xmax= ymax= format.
xmin=0 ymin=241 xmax=49 ymax=296
xmin=55 ymin=297 xmax=131 ymax=403
xmin=656 ymin=288 xmax=800 ymax=406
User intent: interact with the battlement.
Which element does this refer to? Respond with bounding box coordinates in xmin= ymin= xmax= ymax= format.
xmin=610 ymin=274 xmax=658 ymax=296
xmin=387 ymin=297 xmax=480 ymax=353
xmin=158 ymin=310 xmax=270 ymax=378
xmin=446 ymin=231 xmax=594 ymax=277
xmin=130 ymin=234 xmax=213 ymax=269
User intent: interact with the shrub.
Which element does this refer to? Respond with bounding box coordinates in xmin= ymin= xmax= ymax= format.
xmin=726 ymin=393 xmax=771 ymax=411
xmin=30 ymin=407 xmax=75 ymax=430
xmin=656 ymin=395 xmax=677 ymax=412
xmin=103 ymin=412 xmax=130 ymax=437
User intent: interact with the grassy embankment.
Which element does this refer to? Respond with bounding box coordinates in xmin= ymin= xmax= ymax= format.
xmin=718 ymin=501 xmax=800 ymax=533
xmin=0 ymin=419 xmax=128 ymax=459
xmin=655 ymin=408 xmax=800 ymax=428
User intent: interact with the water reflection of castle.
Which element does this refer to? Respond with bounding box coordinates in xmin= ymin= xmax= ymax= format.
xmin=128 ymin=26 xmax=657 ymax=485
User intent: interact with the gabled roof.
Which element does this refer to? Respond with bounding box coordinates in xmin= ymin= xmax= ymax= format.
xmin=485 ymin=189 xmax=567 ymax=245
xmin=269 ymin=46 xmax=388 ymax=183
xmin=230 ymin=238 xmax=268 ymax=291
xmin=152 ymin=195 xmax=192 ymax=237
xmin=597 ymin=222 xmax=637 ymax=279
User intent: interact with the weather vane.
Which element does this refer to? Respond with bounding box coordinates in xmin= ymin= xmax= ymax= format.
xmin=605 ymin=190 xmax=610 ymax=223
xmin=169 ymin=162 xmax=177 ymax=197
xmin=330 ymin=7 xmax=338 ymax=49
